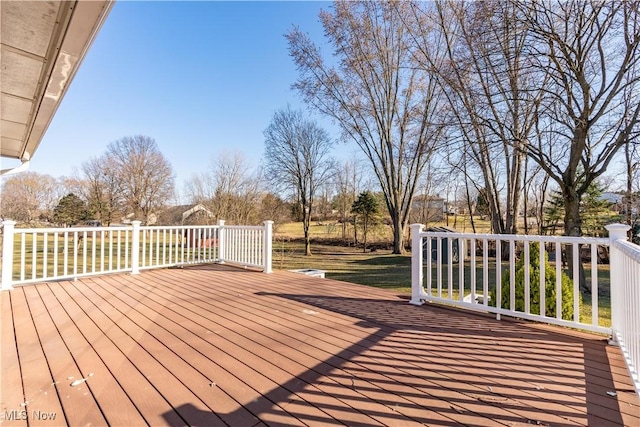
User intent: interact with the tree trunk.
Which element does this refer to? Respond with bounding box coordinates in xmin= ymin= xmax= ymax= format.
xmin=362 ymin=217 xmax=368 ymax=253
xmin=302 ymin=211 xmax=312 ymax=256
xmin=391 ymin=213 xmax=405 ymax=254
xmin=562 ymin=187 xmax=588 ymax=293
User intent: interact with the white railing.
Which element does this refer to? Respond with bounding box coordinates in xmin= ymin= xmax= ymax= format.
xmin=608 ymin=224 xmax=640 ymax=396
xmin=221 ymin=223 xmax=272 ymax=273
xmin=1 ymin=219 xmax=273 ymax=289
xmin=410 ymin=223 xmax=639 ymax=397
xmin=410 ymin=224 xmax=611 ymax=333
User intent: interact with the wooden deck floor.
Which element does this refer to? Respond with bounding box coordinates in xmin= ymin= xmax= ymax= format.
xmin=1 ymin=264 xmax=639 ymax=427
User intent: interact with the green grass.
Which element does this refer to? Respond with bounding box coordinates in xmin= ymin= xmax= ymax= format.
xmin=273 ymin=237 xmax=412 ymax=292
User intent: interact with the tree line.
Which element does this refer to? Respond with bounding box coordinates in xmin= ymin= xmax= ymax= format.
xmin=285 ymin=0 xmax=640 ymax=256
xmin=2 ymin=1 xmax=639 ymax=262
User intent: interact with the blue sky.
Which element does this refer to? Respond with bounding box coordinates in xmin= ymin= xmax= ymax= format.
xmin=30 ymin=1 xmax=350 ymax=198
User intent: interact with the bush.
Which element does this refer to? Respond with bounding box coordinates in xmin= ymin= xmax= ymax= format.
xmin=491 ymin=243 xmax=579 ymax=320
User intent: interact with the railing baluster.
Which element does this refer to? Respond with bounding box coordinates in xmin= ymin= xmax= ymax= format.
xmin=524 ymin=241 xmax=530 ymax=314
xmin=555 ymin=241 xmax=562 ymax=320
xmin=20 ymin=233 xmax=26 ymax=281
xmin=63 ymin=231 xmax=68 ymax=276
xmin=572 ymin=243 xmax=580 ymax=322
xmin=591 ymin=243 xmax=599 ymax=327
xmin=43 ymin=231 xmax=48 ymax=279
xmin=31 ymin=232 xmax=37 ymax=280
xmin=509 ymin=239 xmax=515 ymax=311
xmin=437 ymin=236 xmax=442 ymax=298
xmin=53 ymin=232 xmax=59 ymax=277
xmin=100 ymin=229 xmax=105 ymax=272
xmin=458 ymin=237 xmax=465 ymax=302
xmin=124 ymin=229 xmax=130 ymax=270
xmin=156 ymin=229 xmax=161 ymax=266
xmin=91 ymin=230 xmax=97 ymax=273
xmin=117 ymin=229 xmax=122 ymax=270
xmin=426 ymin=234 xmax=431 ymax=297
xmin=482 ymin=239 xmax=489 ymax=306
xmin=82 ymin=231 xmax=88 ymax=275
xmin=162 ymin=229 xmax=167 ymax=265
xmin=539 ymin=242 xmax=545 ymax=317
xmin=470 ymin=238 xmax=476 ymax=303
xmin=108 ymin=230 xmax=113 ymax=271
xmin=73 ymin=231 xmax=78 ymax=278
xmin=496 ymin=238 xmax=502 ymax=319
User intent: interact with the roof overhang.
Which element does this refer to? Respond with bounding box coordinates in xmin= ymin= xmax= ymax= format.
xmin=1 ymin=0 xmax=113 ymax=174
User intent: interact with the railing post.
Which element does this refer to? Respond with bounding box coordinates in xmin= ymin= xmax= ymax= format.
xmin=131 ymin=221 xmax=141 ymax=275
xmin=410 ymin=223 xmax=425 ymax=305
xmin=263 ymin=220 xmax=273 ymax=274
xmin=1 ymin=220 xmax=16 ymax=291
xmin=605 ymin=223 xmax=631 ymax=342
xmin=217 ymin=220 xmax=225 ymax=264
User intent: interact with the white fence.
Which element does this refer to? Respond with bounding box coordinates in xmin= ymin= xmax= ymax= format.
xmin=608 ymin=226 xmax=640 ymax=396
xmin=1 ymin=219 xmax=273 ymax=289
xmin=410 ymin=223 xmax=639 ymax=396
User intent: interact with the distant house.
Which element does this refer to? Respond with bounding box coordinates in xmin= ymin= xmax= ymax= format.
xmin=155 ymin=204 xmax=214 ymax=226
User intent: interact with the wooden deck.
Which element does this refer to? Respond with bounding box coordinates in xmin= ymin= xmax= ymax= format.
xmin=1 ymin=264 xmax=639 ymax=427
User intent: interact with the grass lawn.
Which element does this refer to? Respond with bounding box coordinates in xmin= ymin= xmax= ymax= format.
xmin=273 ymin=237 xmax=413 ymax=293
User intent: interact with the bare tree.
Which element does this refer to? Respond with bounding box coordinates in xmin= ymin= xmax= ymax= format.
xmin=287 ymin=0 xmax=447 ymax=254
xmin=263 ymin=106 xmax=334 ymax=255
xmin=185 ymin=151 xmax=263 ymax=224
xmin=80 ymin=155 xmax=122 ymax=225
xmin=520 ymin=0 xmax=640 ymax=238
xmin=0 ymin=172 xmax=60 ymax=224
xmin=514 ymin=0 xmax=640 ymax=292
xmin=332 ymin=159 xmax=364 ymax=240
xmin=211 ymin=151 xmax=262 ymax=224
xmin=105 ymin=135 xmax=175 ymax=224
xmin=414 ymin=0 xmax=545 ymax=236
xmin=184 ymin=172 xmax=214 ymax=206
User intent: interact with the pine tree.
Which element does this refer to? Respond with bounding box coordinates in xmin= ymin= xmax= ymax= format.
xmin=53 ymin=194 xmax=89 ymax=226
xmin=351 ymin=191 xmax=380 ymax=252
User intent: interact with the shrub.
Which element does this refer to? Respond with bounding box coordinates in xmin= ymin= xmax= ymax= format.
xmin=491 ymin=243 xmax=579 ymax=320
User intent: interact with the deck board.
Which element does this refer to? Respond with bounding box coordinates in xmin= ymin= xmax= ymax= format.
xmin=1 ymin=263 xmax=639 ymax=426
xmin=9 ymin=288 xmax=66 ymax=426
xmin=38 ymin=282 xmax=146 ymax=427
xmin=46 ymin=280 xmax=184 ymax=426
xmin=21 ymin=285 xmax=106 ymax=426
xmin=0 ymin=292 xmax=27 ymax=427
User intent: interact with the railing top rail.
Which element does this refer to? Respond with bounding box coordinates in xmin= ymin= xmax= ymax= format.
xmin=224 ymin=225 xmax=265 ymax=230
xmin=11 ymin=224 xmax=228 ymax=234
xmin=139 ymin=225 xmax=220 ymax=231
xmin=419 ymin=230 xmax=608 ymax=245
xmin=612 ymin=239 xmax=640 ymax=263
xmin=12 ymin=226 xmax=132 ymax=233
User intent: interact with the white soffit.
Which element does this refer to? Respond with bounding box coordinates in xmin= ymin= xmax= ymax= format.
xmin=0 ymin=0 xmax=113 ymax=161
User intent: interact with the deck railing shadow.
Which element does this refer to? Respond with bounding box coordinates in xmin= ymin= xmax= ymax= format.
xmin=159 ymin=277 xmax=625 ymax=426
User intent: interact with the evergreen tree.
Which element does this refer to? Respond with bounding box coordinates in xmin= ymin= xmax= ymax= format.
xmin=53 ymin=193 xmax=89 ymax=226
xmin=544 ymin=181 xmax=613 ymax=237
xmin=543 ymin=190 xmax=564 ymax=235
xmin=351 ymin=191 xmax=380 ymax=252
xmin=580 ymin=181 xmax=612 ymax=237
xmin=475 ymin=188 xmax=490 ymax=217
xmin=491 ymin=242 xmax=578 ymax=320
